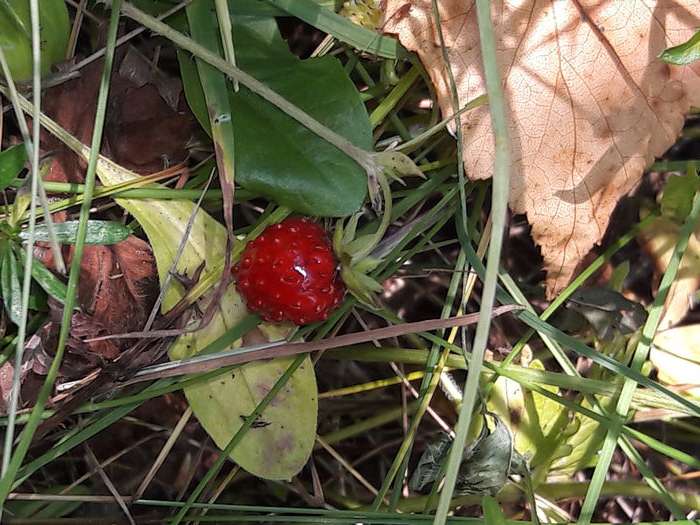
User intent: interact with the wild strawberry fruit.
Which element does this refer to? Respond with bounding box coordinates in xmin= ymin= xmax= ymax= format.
xmin=233 ymin=217 xmax=345 ymax=325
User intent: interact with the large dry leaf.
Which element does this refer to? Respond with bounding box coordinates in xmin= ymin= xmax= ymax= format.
xmin=383 ymin=1 xmax=700 ymax=296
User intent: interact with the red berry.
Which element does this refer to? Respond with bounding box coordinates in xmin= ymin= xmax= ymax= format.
xmin=233 ymin=217 xmax=345 ymax=325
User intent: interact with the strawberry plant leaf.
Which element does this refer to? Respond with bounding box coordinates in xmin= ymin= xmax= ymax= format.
xmin=0 ymin=144 xmax=27 ymax=192
xmin=19 ymin=220 xmax=131 ymax=245
xmin=178 ymin=14 xmax=372 ymax=217
xmin=266 ymin=0 xmax=401 ymax=59
xmin=0 ymin=0 xmax=70 ymax=81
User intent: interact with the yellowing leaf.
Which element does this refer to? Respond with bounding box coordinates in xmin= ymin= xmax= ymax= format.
xmin=487 ymin=360 xmax=607 ymax=479
xmin=488 ymin=361 xmax=570 ymax=464
xmin=639 ymin=214 xmax=700 ymax=330
xmin=77 ymin=143 xmax=318 ymax=480
xmin=383 ymin=1 xmax=700 ymax=297
xmin=652 ymin=324 xmax=700 ymax=398
xmin=29 ymin=91 xmax=319 ymax=479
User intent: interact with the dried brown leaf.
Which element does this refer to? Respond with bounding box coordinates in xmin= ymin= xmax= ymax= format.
xmin=41 ymin=50 xmax=194 ymax=178
xmin=383 ymin=1 xmax=700 ymax=296
xmin=36 ymin=236 xmax=158 ymax=372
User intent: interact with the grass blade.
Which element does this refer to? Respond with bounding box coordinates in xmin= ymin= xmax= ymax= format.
xmin=0 ymin=0 xmax=123 ymax=504
xmin=577 ymin=190 xmax=700 ymax=523
xmin=0 ymin=0 xmax=44 ymax=502
xmin=433 ymin=0 xmax=511 ymax=522
xmin=265 ymin=0 xmax=402 ymax=59
xmin=186 ymin=0 xmax=236 ymax=242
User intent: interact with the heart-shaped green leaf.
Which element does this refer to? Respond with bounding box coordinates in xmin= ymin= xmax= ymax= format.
xmin=178 ymin=14 xmax=371 ymax=217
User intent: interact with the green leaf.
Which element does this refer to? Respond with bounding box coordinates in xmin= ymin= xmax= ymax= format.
xmin=266 ymin=0 xmax=401 ymax=59
xmin=565 ymin=287 xmax=647 ymax=341
xmin=0 ymin=0 xmax=70 ymax=81
xmin=409 ymin=431 xmax=450 ymax=493
xmin=15 ymin=245 xmax=67 ymax=303
xmin=186 ymin=0 xmax=236 ymax=233
xmin=84 ymin=149 xmax=317 ymax=480
xmin=549 ymin=398 xmax=609 ymax=477
xmin=178 ymin=15 xmax=371 ymax=217
xmin=174 ymin=345 xmax=318 ymax=480
xmin=19 ymin=220 xmax=131 ymax=245
xmin=488 ymin=359 xmax=608 ymax=480
xmin=482 ymin=496 xmax=507 ymax=525
xmin=0 ymin=241 xmax=22 ymax=324
xmin=132 ymin=0 xmax=339 ymax=18
xmin=0 ymin=144 xmax=27 ymax=192
xmin=661 ymin=173 xmax=700 ymax=223
xmin=660 ymin=30 xmax=700 ymax=65
xmin=488 ymin=360 xmax=572 ymax=466
xmin=10 ymin=186 xmax=32 ymax=227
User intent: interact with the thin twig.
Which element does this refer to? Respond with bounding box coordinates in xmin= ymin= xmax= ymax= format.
xmin=128 ymin=305 xmax=521 ymax=384
xmin=84 ymin=445 xmax=136 ymax=525
xmin=134 ymin=407 xmax=193 ymax=500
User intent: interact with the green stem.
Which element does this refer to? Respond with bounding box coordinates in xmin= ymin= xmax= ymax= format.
xmin=395 ymin=481 xmax=700 ymax=513
xmin=0 ymin=0 xmax=43 ymax=485
xmin=369 ymin=65 xmax=420 ymax=128
xmin=321 ymin=401 xmax=419 ymax=446
xmin=397 ymin=95 xmax=487 ymax=154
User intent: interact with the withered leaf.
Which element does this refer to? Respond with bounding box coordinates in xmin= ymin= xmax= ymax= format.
xmin=36 ymin=235 xmax=158 ymax=368
xmin=42 ymin=48 xmax=194 ymax=179
xmin=383 ymin=1 xmax=700 ymax=296
xmin=30 ymin=45 xmax=192 ymax=368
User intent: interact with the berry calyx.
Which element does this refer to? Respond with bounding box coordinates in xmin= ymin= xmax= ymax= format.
xmin=233 ymin=217 xmax=345 ymax=325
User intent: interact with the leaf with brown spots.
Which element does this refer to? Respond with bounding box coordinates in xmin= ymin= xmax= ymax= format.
xmin=383 ymin=0 xmax=700 ymax=296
